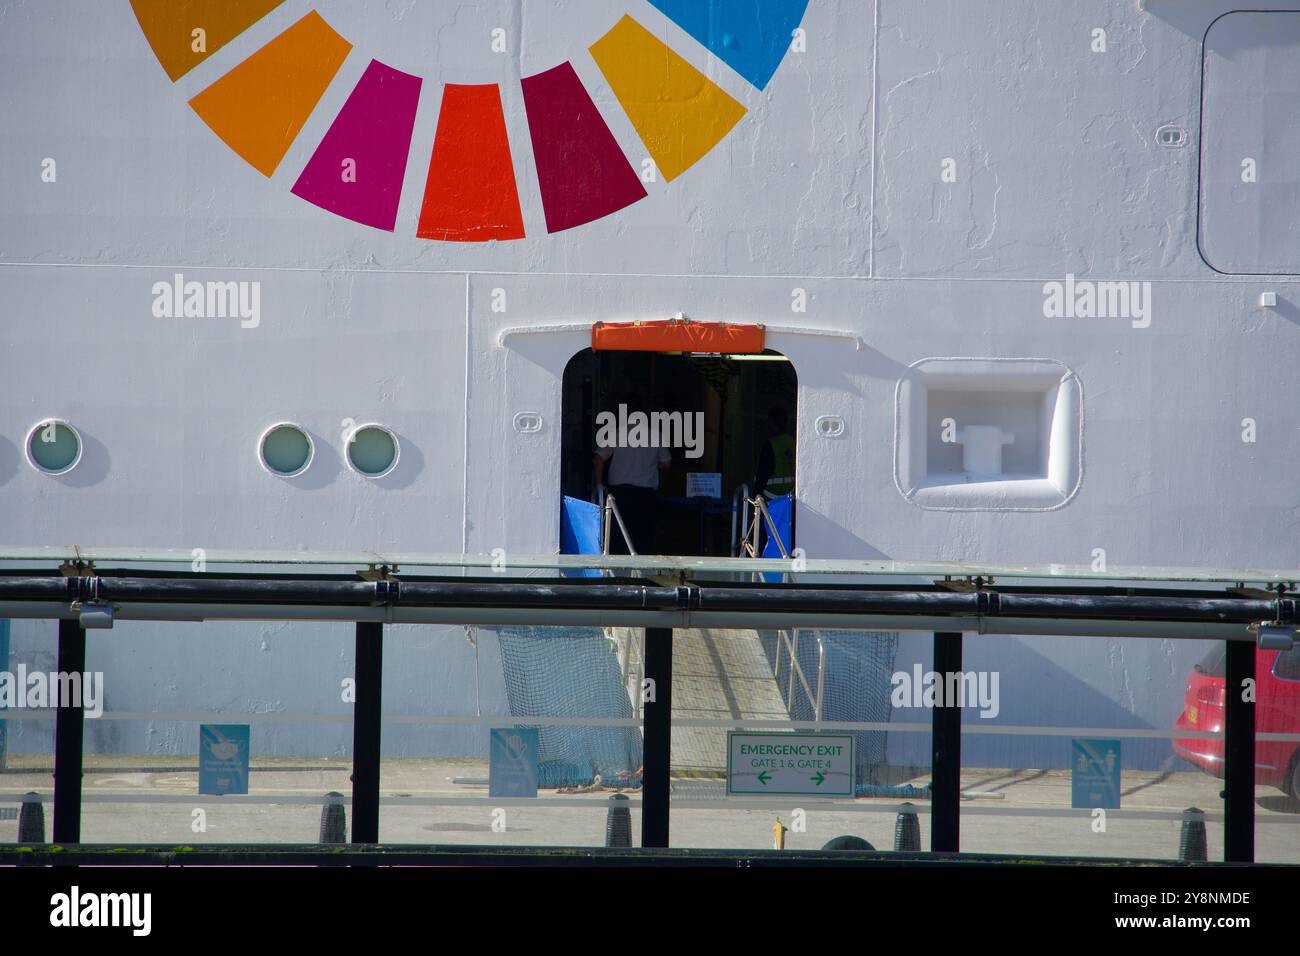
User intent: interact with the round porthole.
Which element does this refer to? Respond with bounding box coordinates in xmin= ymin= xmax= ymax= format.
xmin=25 ymin=419 xmax=82 ymax=475
xmin=258 ymin=422 xmax=314 ymax=478
xmin=345 ymin=423 xmax=399 ymax=479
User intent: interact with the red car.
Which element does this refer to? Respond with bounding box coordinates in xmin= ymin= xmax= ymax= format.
xmin=1174 ymin=643 xmax=1300 ymax=799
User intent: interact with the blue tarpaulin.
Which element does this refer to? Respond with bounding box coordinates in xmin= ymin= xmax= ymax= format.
xmin=760 ymin=493 xmax=793 ymax=582
xmin=560 ymin=495 xmax=603 ymax=578
xmin=760 ymin=493 xmax=793 ymax=558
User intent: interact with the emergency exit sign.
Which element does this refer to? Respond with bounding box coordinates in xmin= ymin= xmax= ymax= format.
xmin=726 ymin=732 xmax=855 ymax=797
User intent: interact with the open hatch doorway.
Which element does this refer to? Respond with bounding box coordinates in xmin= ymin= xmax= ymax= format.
xmin=560 ymin=341 xmax=797 ymax=558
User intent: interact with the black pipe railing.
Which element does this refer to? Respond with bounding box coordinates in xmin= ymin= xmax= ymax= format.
xmin=0 ymin=573 xmax=1291 ymax=624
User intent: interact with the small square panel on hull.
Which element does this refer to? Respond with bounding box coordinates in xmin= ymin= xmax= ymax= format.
xmin=894 ymin=358 xmax=1082 ymax=512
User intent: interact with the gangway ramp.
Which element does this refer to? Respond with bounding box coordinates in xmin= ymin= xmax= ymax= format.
xmin=672 ymin=627 xmax=790 ymax=775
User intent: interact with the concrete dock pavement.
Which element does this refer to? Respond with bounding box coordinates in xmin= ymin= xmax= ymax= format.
xmin=1 ymin=755 xmax=1297 ymax=862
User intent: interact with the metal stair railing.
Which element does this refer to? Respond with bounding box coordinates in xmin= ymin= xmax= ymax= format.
xmin=736 ymin=491 xmax=826 ymax=723
xmin=730 ymin=484 xmax=750 ymax=557
xmin=599 ymin=488 xmax=638 ymax=558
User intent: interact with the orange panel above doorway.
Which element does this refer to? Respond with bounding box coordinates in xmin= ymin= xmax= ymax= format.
xmin=591 ymin=319 xmax=765 ymax=353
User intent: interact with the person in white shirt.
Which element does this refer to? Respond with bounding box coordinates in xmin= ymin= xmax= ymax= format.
xmin=592 ymin=395 xmax=671 ymax=554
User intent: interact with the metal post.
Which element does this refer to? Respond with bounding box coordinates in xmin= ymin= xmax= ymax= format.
xmin=0 ymin=619 xmax=9 ymax=769
xmin=641 ymin=626 xmax=673 ymax=848
xmin=786 ymin=630 xmax=798 ymax=703
xmin=601 ymin=497 xmax=611 ymax=555
xmin=607 ymin=496 xmax=637 ymax=556
xmin=814 ymin=634 xmax=826 ymax=722
xmin=351 ymin=621 xmax=383 ymax=844
xmin=53 ymin=618 xmax=86 ymax=844
xmin=931 ymin=631 xmax=963 ymax=853
xmin=730 ymin=486 xmax=748 ymax=557
xmin=1223 ymin=637 xmax=1255 ymax=863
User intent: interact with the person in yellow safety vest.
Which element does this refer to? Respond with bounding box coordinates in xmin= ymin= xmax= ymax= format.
xmin=754 ymin=407 xmax=795 ymax=499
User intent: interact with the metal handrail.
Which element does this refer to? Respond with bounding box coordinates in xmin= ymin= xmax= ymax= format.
xmin=738 ymin=494 xmax=823 ymax=721
xmin=730 ymin=484 xmax=750 ymax=557
xmin=601 ymin=490 xmax=638 ymax=557
xmin=606 ymin=624 xmax=646 ymax=722
xmin=739 ymin=494 xmax=789 ymax=565
xmin=740 ymin=499 xmax=761 ymax=561
xmin=786 ymin=628 xmax=799 ymax=702
xmin=814 ymin=635 xmax=826 ymax=722
xmin=600 ymin=490 xmax=610 ymax=556
xmin=774 ymin=626 xmax=826 ymax=723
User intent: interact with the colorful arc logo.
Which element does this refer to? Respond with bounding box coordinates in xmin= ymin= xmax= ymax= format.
xmin=128 ymin=0 xmax=809 ymax=242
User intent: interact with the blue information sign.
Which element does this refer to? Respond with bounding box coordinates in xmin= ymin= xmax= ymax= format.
xmin=489 ymin=727 xmax=539 ymax=798
xmin=1071 ymin=738 xmax=1121 ymax=809
xmin=199 ymin=724 xmax=250 ymax=795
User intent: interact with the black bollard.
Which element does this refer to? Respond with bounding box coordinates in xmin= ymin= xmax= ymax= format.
xmin=605 ymin=792 xmax=632 ymax=848
xmin=18 ymin=792 xmax=45 ymax=844
xmin=319 ymin=791 xmax=347 ymax=845
xmin=894 ymin=801 xmax=921 ymax=851
xmin=1179 ymin=807 xmax=1207 ymax=862
xmin=822 ymin=834 xmax=875 ymax=851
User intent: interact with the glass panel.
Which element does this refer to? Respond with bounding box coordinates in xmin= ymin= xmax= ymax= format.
xmin=1258 ymin=645 xmax=1300 ymax=864
xmin=3 ymin=612 xmax=1293 ymax=861
xmin=668 ymin=627 xmax=923 ymax=851
xmin=0 ymin=619 xmax=56 ymax=842
xmin=378 ymin=624 xmax=642 ymax=846
xmin=955 ymin=635 xmax=1300 ymax=863
xmin=67 ymin=619 xmax=355 ymax=844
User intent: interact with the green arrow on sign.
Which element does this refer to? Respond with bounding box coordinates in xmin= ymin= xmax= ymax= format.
xmin=757 ymin=771 xmax=771 ymax=785
xmin=811 ymin=772 xmax=825 ymax=786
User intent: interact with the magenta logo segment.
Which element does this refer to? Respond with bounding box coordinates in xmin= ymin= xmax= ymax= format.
xmin=291 ymin=59 xmax=422 ymax=231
